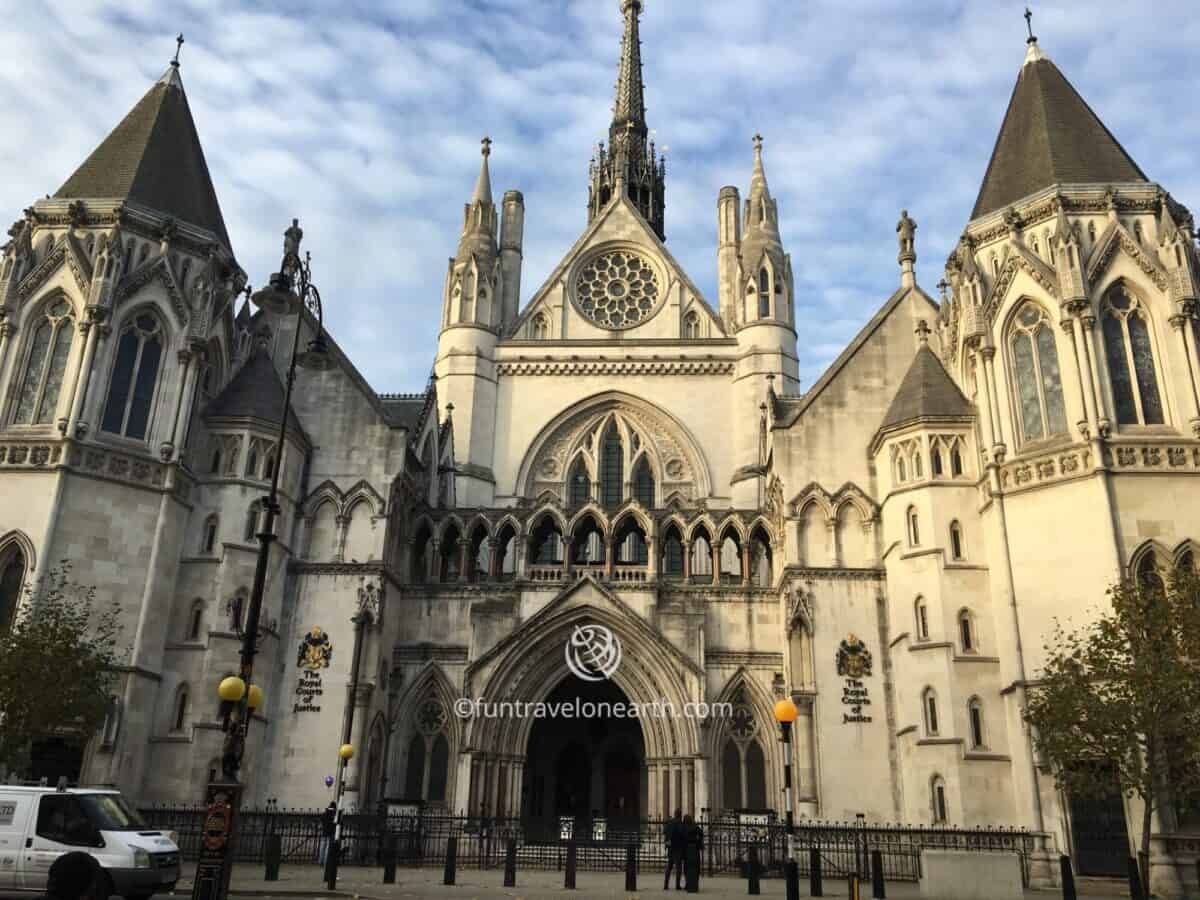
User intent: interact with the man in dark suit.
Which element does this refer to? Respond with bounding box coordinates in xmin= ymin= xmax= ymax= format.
xmin=663 ymin=808 xmax=686 ymax=890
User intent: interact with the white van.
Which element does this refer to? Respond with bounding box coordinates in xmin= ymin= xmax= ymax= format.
xmin=0 ymin=785 xmax=180 ymax=899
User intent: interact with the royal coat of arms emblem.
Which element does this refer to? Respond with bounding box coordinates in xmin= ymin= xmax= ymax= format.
xmin=835 ymin=633 xmax=873 ymax=678
xmin=297 ymin=627 xmax=333 ymax=670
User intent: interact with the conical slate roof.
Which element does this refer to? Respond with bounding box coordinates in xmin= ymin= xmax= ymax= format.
xmin=879 ymin=345 xmax=972 ymax=432
xmin=971 ymin=46 xmax=1148 ymax=220
xmin=55 ymin=65 xmax=231 ymax=248
xmin=205 ymin=347 xmax=303 ymax=435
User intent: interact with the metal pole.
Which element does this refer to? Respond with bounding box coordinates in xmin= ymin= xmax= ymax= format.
xmin=328 ymin=609 xmax=368 ymax=889
xmin=781 ymin=719 xmax=799 ymax=900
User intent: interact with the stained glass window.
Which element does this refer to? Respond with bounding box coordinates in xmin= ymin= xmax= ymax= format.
xmin=600 ymin=421 xmax=623 ymax=508
xmin=1009 ymin=302 xmax=1067 ymax=443
xmin=633 ymin=457 xmax=654 ymax=507
xmin=1102 ymin=286 xmax=1163 ymax=425
xmin=101 ymin=313 xmax=164 ymax=439
xmin=13 ymin=299 xmax=74 ymax=426
xmin=568 ymin=459 xmax=590 ymax=507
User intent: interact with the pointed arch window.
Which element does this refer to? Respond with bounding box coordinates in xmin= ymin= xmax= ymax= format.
xmin=949 ymin=521 xmax=964 ymax=560
xmin=243 ymin=500 xmax=266 ymax=543
xmin=13 ymin=298 xmax=75 ymax=426
xmin=950 ymin=441 xmax=964 ymax=477
xmin=758 ymin=269 xmax=770 ymax=318
xmin=201 ymin=516 xmax=219 ymax=554
xmin=600 ymin=421 xmax=624 ymax=508
xmin=101 ymin=312 xmax=164 ymax=440
xmin=1008 ymin=302 xmax=1068 ymax=443
xmin=958 ymin=608 xmax=975 ymax=652
xmin=931 ymin=776 xmax=948 ymax=823
xmin=405 ymin=697 xmax=451 ymax=804
xmin=691 ymin=532 xmax=713 ymax=579
xmin=907 ymin=506 xmax=920 ymax=547
xmin=968 ymin=698 xmax=986 ymax=749
xmin=914 ymin=596 xmax=929 ymax=641
xmin=172 ymin=685 xmax=190 ymax=732
xmin=187 ymin=600 xmax=204 ymax=642
xmin=1102 ymin=286 xmax=1164 ymax=425
xmin=632 ymin=456 xmax=654 ymax=507
xmin=931 ymin=444 xmax=944 ymax=477
xmin=662 ymin=527 xmax=684 ymax=578
xmin=530 ymin=313 xmax=549 ymax=341
xmin=496 ymin=524 xmax=517 ymax=579
xmin=923 ymin=687 xmax=939 ymax=736
xmin=0 ymin=545 xmax=26 ymax=635
xmin=568 ymin=458 xmax=591 ymax=507
xmin=683 ymin=311 xmax=701 ymax=339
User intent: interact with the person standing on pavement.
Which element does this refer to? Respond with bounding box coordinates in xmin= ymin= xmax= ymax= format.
xmin=683 ymin=813 xmax=704 ymax=892
xmin=663 ymin=808 xmax=686 ymax=890
xmin=319 ymin=801 xmax=337 ymax=866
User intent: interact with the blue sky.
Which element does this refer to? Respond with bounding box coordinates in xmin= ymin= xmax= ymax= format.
xmin=2 ymin=1 xmax=1198 ymax=392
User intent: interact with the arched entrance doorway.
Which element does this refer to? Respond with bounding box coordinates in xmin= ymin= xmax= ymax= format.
xmin=522 ymin=678 xmax=645 ymax=832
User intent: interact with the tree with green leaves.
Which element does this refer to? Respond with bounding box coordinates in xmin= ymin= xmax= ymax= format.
xmin=1024 ymin=566 xmax=1200 ymax=896
xmin=0 ymin=561 xmax=125 ymax=777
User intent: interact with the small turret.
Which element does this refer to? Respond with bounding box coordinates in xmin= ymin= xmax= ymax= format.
xmin=737 ymin=136 xmax=793 ymax=329
xmin=444 ymin=138 xmax=502 ymax=331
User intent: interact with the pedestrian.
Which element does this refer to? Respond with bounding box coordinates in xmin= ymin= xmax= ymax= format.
xmin=683 ymin=813 xmax=704 ymax=891
xmin=319 ymin=801 xmax=336 ymax=866
xmin=663 ymin=808 xmax=685 ymax=890
xmin=43 ymin=851 xmax=100 ymax=900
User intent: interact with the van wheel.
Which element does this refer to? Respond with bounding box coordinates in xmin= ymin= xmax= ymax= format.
xmin=96 ymin=872 xmax=116 ymax=900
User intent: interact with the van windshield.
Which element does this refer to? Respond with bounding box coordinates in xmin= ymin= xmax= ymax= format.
xmin=78 ymin=794 xmax=146 ymax=831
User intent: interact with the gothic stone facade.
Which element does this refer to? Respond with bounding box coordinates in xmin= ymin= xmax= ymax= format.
xmin=1 ymin=7 xmax=1199 ymax=893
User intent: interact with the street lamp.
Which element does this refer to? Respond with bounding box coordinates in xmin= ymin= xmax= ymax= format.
xmin=193 ymin=220 xmax=329 ymax=900
xmin=773 ymin=697 xmax=800 ymax=900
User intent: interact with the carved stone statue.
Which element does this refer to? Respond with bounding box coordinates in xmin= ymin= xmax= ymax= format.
xmin=896 ymin=209 xmax=916 ymax=255
xmin=284 ymin=218 xmax=304 ymax=259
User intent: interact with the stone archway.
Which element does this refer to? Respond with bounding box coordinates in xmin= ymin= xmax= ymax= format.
xmin=460 ymin=577 xmax=704 ymax=819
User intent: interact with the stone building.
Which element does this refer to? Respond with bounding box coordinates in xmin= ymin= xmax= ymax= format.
xmin=1 ymin=3 xmax=1198 ymax=889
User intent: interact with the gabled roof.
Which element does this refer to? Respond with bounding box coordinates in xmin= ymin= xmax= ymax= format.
xmin=971 ymin=45 xmax=1148 ymax=220
xmin=55 ymin=65 xmax=231 ymax=249
xmin=878 ymin=345 xmax=972 ymax=432
xmin=205 ymin=346 xmax=304 ymax=437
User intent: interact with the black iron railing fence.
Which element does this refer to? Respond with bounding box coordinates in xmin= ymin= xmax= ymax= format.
xmin=139 ymin=807 xmax=1036 ymax=884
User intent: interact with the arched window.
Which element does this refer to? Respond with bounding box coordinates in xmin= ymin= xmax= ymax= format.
xmin=907 ymin=506 xmax=920 ymax=546
xmin=683 ymin=312 xmax=701 ymax=339
xmin=1087 ymin=221 xmax=1096 ymax=244
xmin=950 ymin=442 xmax=964 ymax=477
xmin=719 ymin=531 xmax=741 ymax=583
xmin=662 ymin=526 xmax=684 ymax=578
xmin=263 ymin=449 xmax=277 ymax=481
xmin=530 ymin=313 xmax=549 ymax=341
xmin=229 ymin=593 xmax=246 ymax=632
xmin=568 ymin=458 xmax=591 ymax=507
xmin=100 ymin=696 xmax=122 ymax=749
xmin=0 ymin=546 xmax=26 ymax=635
xmin=968 ymin=698 xmax=986 ymax=749
xmin=101 ymin=312 xmax=164 ymax=440
xmin=897 ymin=455 xmax=907 ymax=483
xmin=1136 ymin=552 xmax=1163 ymax=590
xmin=1177 ymin=548 xmax=1196 ymax=573
xmin=468 ymin=524 xmax=489 ymax=583
xmin=405 ymin=698 xmax=451 ymax=804
xmin=922 ymin=687 xmax=939 ymax=736
xmin=439 ymin=524 xmax=462 ymax=582
xmin=691 ymin=531 xmax=713 ymax=579
xmin=428 ymin=733 xmax=449 ymax=802
xmin=411 ymin=523 xmax=433 ymax=584
xmin=949 ymin=521 xmax=964 ymax=560
xmin=13 ymin=298 xmax=75 ymax=426
xmin=186 ymin=600 xmax=204 ymax=641
xmin=632 ymin=457 xmax=654 ymax=507
xmin=615 ymin=517 xmax=648 ymax=566
xmin=496 ymin=524 xmax=517 ymax=579
xmin=404 ymin=734 xmax=425 ymax=801
xmin=913 ymin=448 xmax=924 ymax=478
xmin=721 ymin=739 xmax=742 ymax=810
xmin=749 ymin=526 xmax=772 ymax=587
xmin=600 ymin=421 xmax=623 ymax=508
xmin=914 ymin=597 xmax=929 ymax=641
xmin=202 ymin=516 xmax=219 ymax=554
xmin=1102 ymin=286 xmax=1164 ymax=425
xmin=931 ymin=776 xmax=948 ymax=823
xmin=572 ymin=516 xmax=604 ymax=565
xmin=1009 ymin=302 xmax=1068 ymax=443
xmin=173 ymin=686 xmax=190 ymax=732
xmin=931 ymin=445 xmax=944 ymax=477
xmin=758 ymin=269 xmax=770 ymax=318
xmin=530 ymin=517 xmax=564 ymax=565
xmin=958 ymin=609 xmax=975 ymax=652
xmin=745 ymin=741 xmax=767 ymax=808
xmin=210 ymin=444 xmax=222 ymax=474
xmin=243 ymin=501 xmax=264 ymax=543
xmin=246 ymin=446 xmax=259 ymax=478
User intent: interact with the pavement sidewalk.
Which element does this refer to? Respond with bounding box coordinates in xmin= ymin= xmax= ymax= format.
xmin=168 ymin=863 xmax=1129 ymax=899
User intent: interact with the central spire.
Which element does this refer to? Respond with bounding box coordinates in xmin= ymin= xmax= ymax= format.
xmin=611 ymin=0 xmax=647 ymax=142
xmin=587 ymin=0 xmax=666 ymax=240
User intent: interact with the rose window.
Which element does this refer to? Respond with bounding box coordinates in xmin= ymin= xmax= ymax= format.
xmin=574 ymin=250 xmax=661 ymax=329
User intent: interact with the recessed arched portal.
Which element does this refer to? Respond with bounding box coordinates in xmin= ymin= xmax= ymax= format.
xmin=523 ymin=677 xmax=646 ymax=830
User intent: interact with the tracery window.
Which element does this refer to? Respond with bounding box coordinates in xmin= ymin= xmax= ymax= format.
xmin=568 ymin=458 xmax=591 ymax=507
xmin=13 ymin=299 xmax=75 ymax=426
xmin=0 ymin=546 xmax=26 ymax=635
xmin=600 ymin=421 xmax=623 ymax=508
xmin=404 ymin=697 xmax=450 ymax=804
xmin=101 ymin=312 xmax=164 ymax=440
xmin=720 ymin=690 xmax=768 ymax=811
xmin=530 ymin=313 xmax=548 ymax=341
xmin=1102 ymin=286 xmax=1164 ymax=425
xmin=683 ymin=311 xmax=701 ymax=339
xmin=1008 ymin=302 xmax=1068 ymax=443
xmin=632 ymin=457 xmax=655 ymax=507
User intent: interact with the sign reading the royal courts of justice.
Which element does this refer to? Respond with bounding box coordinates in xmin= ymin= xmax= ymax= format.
xmin=294 ymin=627 xmax=332 ymax=714
xmin=835 ymin=634 xmax=873 ymax=724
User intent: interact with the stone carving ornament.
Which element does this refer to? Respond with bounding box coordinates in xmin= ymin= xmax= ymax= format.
xmin=574 ymin=249 xmax=661 ymax=329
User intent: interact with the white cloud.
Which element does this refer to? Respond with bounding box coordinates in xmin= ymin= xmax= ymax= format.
xmin=1 ymin=0 xmax=1198 ymax=393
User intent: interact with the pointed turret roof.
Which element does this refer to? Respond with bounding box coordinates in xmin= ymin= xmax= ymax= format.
xmin=611 ymin=0 xmax=647 ymax=140
xmin=971 ymin=40 xmax=1147 ymax=220
xmin=879 ymin=344 xmax=972 ymax=432
xmin=205 ymin=345 xmax=304 ymax=436
xmin=55 ymin=62 xmax=231 ymax=248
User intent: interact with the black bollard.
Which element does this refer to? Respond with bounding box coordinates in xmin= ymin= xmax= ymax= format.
xmin=503 ymin=837 xmax=517 ymax=887
xmin=810 ymin=848 xmax=823 ymax=897
xmin=785 ymin=858 xmax=800 ymax=900
xmin=847 ymin=873 xmax=861 ymax=900
xmin=625 ymin=844 xmax=637 ymax=892
xmin=1059 ymin=855 xmax=1076 ymax=900
xmin=443 ymin=836 xmax=457 ymax=886
xmin=747 ymin=845 xmax=761 ymax=895
xmin=382 ymin=832 xmax=397 ymax=884
xmin=870 ymin=849 xmax=885 ymax=899
xmin=264 ymin=834 xmax=281 ymax=882
xmin=1127 ymin=856 xmax=1143 ymax=900
xmin=565 ymin=841 xmax=577 ymax=890
xmin=324 ymin=837 xmax=339 ymax=890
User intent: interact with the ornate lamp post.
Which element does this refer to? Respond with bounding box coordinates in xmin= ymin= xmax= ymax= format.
xmin=773 ymin=697 xmax=800 ymax=900
xmin=192 ymin=221 xmax=331 ymax=900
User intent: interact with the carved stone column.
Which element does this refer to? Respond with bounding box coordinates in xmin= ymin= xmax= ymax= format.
xmin=458 ymin=538 xmax=470 ymax=583
xmin=980 ymin=345 xmax=1007 ymax=460
xmin=563 ymin=537 xmax=574 ymax=576
xmin=1067 ymin=312 xmax=1098 ymax=436
xmin=333 ymin=515 xmax=349 ymax=563
xmin=1170 ymin=311 xmax=1200 ymax=432
xmin=66 ymin=308 xmax=108 ymax=438
xmin=0 ymin=314 xmax=13 ymax=390
xmin=682 ymin=538 xmax=692 ymax=580
xmin=1080 ymin=315 xmax=1112 ymax=436
xmin=740 ymin=540 xmax=752 ymax=586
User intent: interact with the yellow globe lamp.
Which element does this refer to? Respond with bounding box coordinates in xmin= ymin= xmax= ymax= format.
xmin=247 ymin=685 xmax=265 ymax=711
xmin=773 ymin=697 xmax=799 ymax=725
xmin=339 ymin=743 xmax=355 ymax=761
xmin=218 ymin=676 xmax=246 ymax=703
